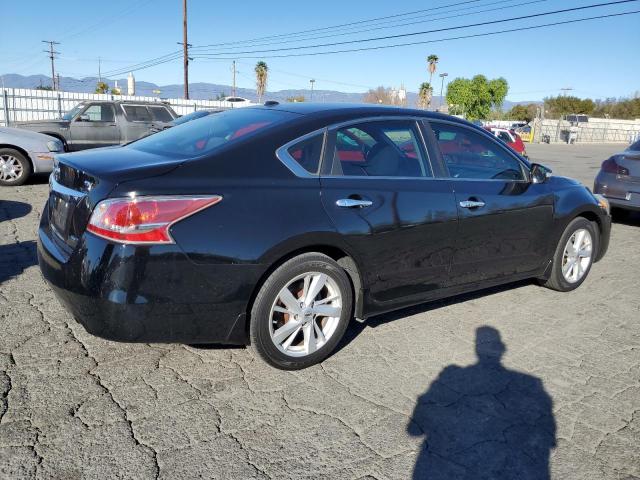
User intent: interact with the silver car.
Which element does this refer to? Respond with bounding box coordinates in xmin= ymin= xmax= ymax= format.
xmin=0 ymin=127 xmax=63 ymax=186
xmin=594 ymin=139 xmax=640 ymax=212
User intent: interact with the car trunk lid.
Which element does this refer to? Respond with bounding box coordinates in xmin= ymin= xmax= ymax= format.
xmin=46 ymin=146 xmax=185 ymax=253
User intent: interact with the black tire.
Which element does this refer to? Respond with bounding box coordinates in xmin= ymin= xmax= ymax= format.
xmin=249 ymin=253 xmax=353 ymax=370
xmin=542 ymin=217 xmax=598 ymax=292
xmin=0 ymin=148 xmax=32 ymax=186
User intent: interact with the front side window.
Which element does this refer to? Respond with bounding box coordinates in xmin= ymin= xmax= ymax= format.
xmin=122 ymin=105 xmax=152 ymax=122
xmin=286 ymin=133 xmax=324 ymax=174
xmin=329 ymin=120 xmax=431 ymax=177
xmin=431 ymin=122 xmax=525 ymax=181
xmin=81 ymin=104 xmax=115 ymax=122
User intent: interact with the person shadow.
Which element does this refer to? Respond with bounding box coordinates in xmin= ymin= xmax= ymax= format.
xmin=407 ymin=326 xmax=556 ymax=480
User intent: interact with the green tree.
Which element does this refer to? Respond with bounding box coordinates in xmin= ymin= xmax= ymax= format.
xmin=593 ymin=97 xmax=640 ymax=119
xmin=446 ymin=75 xmax=509 ymax=120
xmin=35 ymin=85 xmax=53 ymax=91
xmin=507 ymin=104 xmax=538 ymax=122
xmin=255 ymin=61 xmax=269 ymax=103
xmin=417 ymin=82 xmax=432 ymax=109
xmin=544 ymin=95 xmax=595 ymax=118
xmin=286 ymin=95 xmax=306 ymax=102
xmin=426 ymin=54 xmax=439 ymax=107
xmin=95 ymin=82 xmax=109 ymax=94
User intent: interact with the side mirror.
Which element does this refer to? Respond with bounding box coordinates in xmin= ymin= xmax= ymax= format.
xmin=76 ymin=114 xmax=90 ymax=122
xmin=530 ymin=163 xmax=552 ymax=184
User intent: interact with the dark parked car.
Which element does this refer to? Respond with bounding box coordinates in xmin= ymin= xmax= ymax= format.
xmin=594 ymin=139 xmax=640 ymax=213
xmin=37 ymin=104 xmax=611 ymax=369
xmin=16 ymin=100 xmax=177 ymax=151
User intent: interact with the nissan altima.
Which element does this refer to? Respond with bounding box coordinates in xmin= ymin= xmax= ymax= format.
xmin=38 ymin=103 xmax=611 ymax=369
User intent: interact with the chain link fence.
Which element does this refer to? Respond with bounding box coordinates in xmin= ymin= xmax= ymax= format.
xmin=532 ymin=118 xmax=640 ymax=144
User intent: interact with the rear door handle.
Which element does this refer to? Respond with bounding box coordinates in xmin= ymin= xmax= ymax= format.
xmin=336 ymin=198 xmax=373 ymax=208
xmin=459 ymin=200 xmax=486 ymax=209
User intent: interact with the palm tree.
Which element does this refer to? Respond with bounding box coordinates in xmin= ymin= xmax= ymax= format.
xmin=427 ymin=54 xmax=439 ymax=107
xmin=255 ymin=61 xmax=269 ymax=103
xmin=417 ymin=82 xmax=432 ymax=110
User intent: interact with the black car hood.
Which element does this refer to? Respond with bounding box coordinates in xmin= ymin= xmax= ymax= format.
xmin=57 ymin=145 xmax=184 ymax=184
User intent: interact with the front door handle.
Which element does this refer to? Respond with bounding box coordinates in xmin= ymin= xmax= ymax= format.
xmin=459 ymin=200 xmax=486 ymax=209
xmin=336 ymin=198 xmax=373 ymax=208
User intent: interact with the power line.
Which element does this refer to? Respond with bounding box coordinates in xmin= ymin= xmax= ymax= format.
xmin=190 ymin=10 xmax=640 ymax=60
xmin=191 ymin=0 xmax=485 ymax=49
xmin=192 ymin=0 xmax=640 ymax=56
xmin=192 ymin=0 xmax=548 ymax=52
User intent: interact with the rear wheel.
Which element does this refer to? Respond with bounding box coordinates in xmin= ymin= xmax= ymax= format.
xmin=543 ymin=217 xmax=597 ymax=292
xmin=0 ymin=148 xmax=31 ymax=186
xmin=249 ymin=253 xmax=353 ymax=370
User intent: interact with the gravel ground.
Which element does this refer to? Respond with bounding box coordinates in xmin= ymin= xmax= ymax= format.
xmin=0 ymin=143 xmax=638 ymax=479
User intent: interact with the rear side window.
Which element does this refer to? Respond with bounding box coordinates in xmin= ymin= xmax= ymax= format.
xmin=286 ymin=134 xmax=324 ymax=174
xmin=148 ymin=106 xmax=174 ymax=122
xmin=628 ymin=139 xmax=640 ymax=151
xmin=122 ymin=105 xmax=152 ymax=122
xmin=130 ymin=108 xmax=295 ymax=157
xmin=431 ymin=122 xmax=525 ymax=181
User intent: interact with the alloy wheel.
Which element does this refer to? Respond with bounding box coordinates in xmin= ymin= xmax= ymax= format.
xmin=269 ymin=272 xmax=342 ymax=357
xmin=561 ymin=228 xmax=593 ymax=283
xmin=0 ymin=154 xmax=24 ymax=182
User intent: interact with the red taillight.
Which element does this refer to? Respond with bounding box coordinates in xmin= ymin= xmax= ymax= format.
xmin=601 ymin=157 xmax=629 ymax=176
xmin=87 ymin=196 xmax=222 ymax=244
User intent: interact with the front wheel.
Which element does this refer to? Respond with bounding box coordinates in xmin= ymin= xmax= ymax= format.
xmin=249 ymin=253 xmax=353 ymax=370
xmin=0 ymin=148 xmax=31 ymax=186
xmin=542 ymin=217 xmax=598 ymax=292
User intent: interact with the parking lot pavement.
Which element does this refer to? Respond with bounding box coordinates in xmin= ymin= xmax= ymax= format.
xmin=1 ymin=143 xmax=639 ymax=479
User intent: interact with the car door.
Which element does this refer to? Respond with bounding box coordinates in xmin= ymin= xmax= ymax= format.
xmin=319 ymin=118 xmax=458 ymax=315
xmin=425 ymin=120 xmax=555 ymax=286
xmin=68 ymin=103 xmax=119 ymax=150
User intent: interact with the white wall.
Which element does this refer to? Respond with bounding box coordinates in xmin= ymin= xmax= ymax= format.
xmin=0 ymin=88 xmax=255 ymax=125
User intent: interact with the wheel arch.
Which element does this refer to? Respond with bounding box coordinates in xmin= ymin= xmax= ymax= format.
xmin=0 ymin=144 xmax=33 ymax=171
xmin=39 ymin=132 xmax=68 ymax=151
xmin=245 ymin=243 xmax=365 ymax=337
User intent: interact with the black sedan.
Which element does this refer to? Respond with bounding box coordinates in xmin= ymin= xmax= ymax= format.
xmin=38 ymin=103 xmax=611 ymax=369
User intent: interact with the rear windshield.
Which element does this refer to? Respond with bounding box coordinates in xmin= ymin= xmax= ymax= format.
xmin=130 ymin=108 xmax=296 ymax=157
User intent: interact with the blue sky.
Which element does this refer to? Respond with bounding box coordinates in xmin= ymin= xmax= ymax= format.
xmin=2 ymin=0 xmax=639 ymax=101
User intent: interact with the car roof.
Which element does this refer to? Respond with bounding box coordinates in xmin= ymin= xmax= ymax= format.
xmin=249 ymin=102 xmax=474 ymax=126
xmin=77 ymin=100 xmax=171 ymax=106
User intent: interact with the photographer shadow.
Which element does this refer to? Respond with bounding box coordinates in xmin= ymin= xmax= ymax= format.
xmin=408 ymin=326 xmax=556 ymax=480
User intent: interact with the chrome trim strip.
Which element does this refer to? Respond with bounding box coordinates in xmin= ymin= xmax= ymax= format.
xmin=275 ymin=127 xmax=327 ymax=178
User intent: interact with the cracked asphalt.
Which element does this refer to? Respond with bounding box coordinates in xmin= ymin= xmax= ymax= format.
xmin=1 ymin=143 xmax=639 ymax=479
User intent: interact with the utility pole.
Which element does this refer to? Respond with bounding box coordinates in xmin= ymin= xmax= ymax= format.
xmin=310 ymin=79 xmax=315 ymax=101
xmin=232 ymin=61 xmax=237 ymax=98
xmin=439 ymin=72 xmax=448 ymax=111
xmin=42 ymin=40 xmax=60 ymax=90
xmin=98 ymin=57 xmax=102 ymax=82
xmin=180 ymin=0 xmax=190 ymax=99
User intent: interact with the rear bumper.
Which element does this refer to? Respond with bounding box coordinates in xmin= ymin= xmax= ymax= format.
xmin=594 ymin=173 xmax=640 ymax=211
xmin=37 ymin=215 xmax=261 ymax=344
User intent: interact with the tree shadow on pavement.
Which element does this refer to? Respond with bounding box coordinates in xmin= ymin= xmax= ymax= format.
xmin=407 ymin=326 xmax=556 ymax=479
xmin=0 ymin=240 xmax=37 ymax=285
xmin=0 ymin=200 xmax=32 ymax=222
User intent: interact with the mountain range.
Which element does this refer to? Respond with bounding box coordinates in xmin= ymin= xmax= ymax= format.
xmin=1 ymin=73 xmax=530 ymax=109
